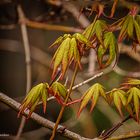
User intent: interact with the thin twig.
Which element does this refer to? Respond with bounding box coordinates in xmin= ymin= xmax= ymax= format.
xmin=107 ymin=130 xmax=140 ymax=140
xmin=100 ymin=115 xmax=132 ymax=140
xmin=15 ymin=5 xmax=32 ymax=140
xmin=50 ymin=64 xmax=79 ymax=140
xmin=25 ymin=19 xmax=83 ymax=33
xmin=72 ymin=72 xmax=103 ymax=91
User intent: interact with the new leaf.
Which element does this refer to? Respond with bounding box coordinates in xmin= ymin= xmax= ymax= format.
xmin=78 ymin=83 xmax=106 ymax=116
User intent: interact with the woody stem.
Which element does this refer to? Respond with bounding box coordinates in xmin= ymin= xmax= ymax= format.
xmin=50 ymin=63 xmax=79 ymax=140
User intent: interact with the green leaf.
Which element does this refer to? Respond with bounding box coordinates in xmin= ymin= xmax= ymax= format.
xmin=95 ymin=20 xmax=107 ymax=44
xmin=97 ymin=32 xmax=118 ymax=67
xmin=127 ymin=16 xmax=134 ymax=38
xmin=51 ymin=82 xmax=67 ymax=99
xmin=118 ymin=15 xmax=130 ymax=42
xmin=110 ymin=89 xmax=127 ymax=117
xmin=127 ymin=87 xmax=140 ymax=122
xmin=74 ymin=33 xmax=92 ymax=47
xmin=78 ymin=87 xmax=94 ymax=116
xmin=133 ymin=93 xmax=139 ymax=122
xmin=41 ymin=87 xmax=48 ymax=113
xmin=78 ymin=83 xmax=106 ymax=116
xmin=83 ymin=22 xmax=95 ymax=39
xmin=62 ymin=39 xmax=70 ymax=78
xmin=28 ymin=98 xmax=40 ymax=118
xmin=124 ymin=78 xmax=140 ymax=86
xmin=97 ymin=45 xmax=106 ymax=67
xmin=136 ymin=15 xmax=140 ymax=26
xmin=134 ymin=20 xmax=140 ymax=44
xmin=69 ymin=37 xmax=76 ymax=61
xmin=90 ymin=91 xmax=99 ymax=112
xmin=113 ymin=92 xmax=123 ymax=117
xmin=52 ymin=37 xmax=71 ymax=79
xmin=83 ymin=20 xmax=107 ymax=43
xmin=18 ymin=83 xmax=49 ymax=118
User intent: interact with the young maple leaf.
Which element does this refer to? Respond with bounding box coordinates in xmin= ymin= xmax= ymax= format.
xmin=123 ymin=78 xmax=140 ymax=86
xmin=18 ymin=83 xmax=49 ymax=118
xmin=50 ymin=81 xmax=67 ymax=104
xmin=127 ymin=87 xmax=140 ymax=122
xmin=110 ymin=89 xmax=127 ymax=118
xmin=78 ymin=83 xmax=106 ymax=116
xmin=97 ymin=31 xmax=118 ymax=68
xmin=117 ymin=7 xmax=140 ymax=47
xmin=83 ymin=19 xmax=107 ymax=43
xmin=50 ymin=33 xmax=92 ymax=79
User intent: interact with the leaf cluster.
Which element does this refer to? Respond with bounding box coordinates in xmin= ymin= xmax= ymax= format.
xmin=118 ymin=14 xmax=140 ymax=48
xmin=18 ymin=82 xmax=67 ymax=118
xmin=78 ymin=78 xmax=140 ymax=123
xmin=50 ymin=33 xmax=92 ymax=79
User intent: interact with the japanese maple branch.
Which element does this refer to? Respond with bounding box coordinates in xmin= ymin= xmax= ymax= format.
xmin=15 ymin=5 xmax=32 ymax=140
xmin=100 ymin=115 xmax=132 ymax=140
xmin=0 ymin=92 xmax=139 ymax=140
xmin=0 ymin=92 xmax=90 ymax=140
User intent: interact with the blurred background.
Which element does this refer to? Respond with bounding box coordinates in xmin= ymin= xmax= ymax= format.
xmin=0 ymin=0 xmax=140 ymax=140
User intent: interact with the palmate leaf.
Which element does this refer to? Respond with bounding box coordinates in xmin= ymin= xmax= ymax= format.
xmin=51 ymin=82 xmax=67 ymax=99
xmin=97 ymin=32 xmax=118 ymax=68
xmin=110 ymin=89 xmax=127 ymax=118
xmin=127 ymin=87 xmax=140 ymax=122
xmin=123 ymin=78 xmax=140 ymax=86
xmin=52 ymin=37 xmax=71 ymax=79
xmin=118 ymin=15 xmax=132 ymax=42
xmin=18 ymin=83 xmax=49 ymax=118
xmin=83 ymin=20 xmax=107 ymax=43
xmin=78 ymin=83 xmax=106 ymax=116
xmin=118 ymin=14 xmax=140 ymax=46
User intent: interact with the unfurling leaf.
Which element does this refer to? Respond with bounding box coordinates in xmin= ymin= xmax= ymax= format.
xmin=51 ymin=81 xmax=67 ymax=99
xmin=97 ymin=32 xmax=118 ymax=68
xmin=110 ymin=89 xmax=126 ymax=118
xmin=78 ymin=83 xmax=106 ymax=116
xmin=83 ymin=20 xmax=107 ymax=43
xmin=127 ymin=87 xmax=140 ymax=122
xmin=18 ymin=83 xmax=49 ymax=118
xmin=123 ymin=78 xmax=140 ymax=86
